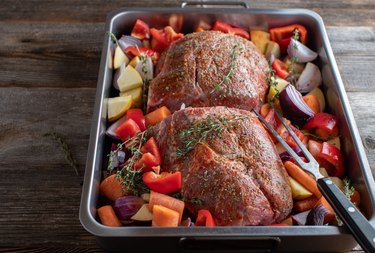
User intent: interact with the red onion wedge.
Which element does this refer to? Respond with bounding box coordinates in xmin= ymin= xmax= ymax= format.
xmin=279 ymin=84 xmax=315 ymax=127
xmin=113 ymin=196 xmax=144 ymax=220
xmin=118 ymin=35 xmax=142 ymax=52
xmin=279 ymin=146 xmax=304 ymax=161
xmin=106 ymin=115 xmax=127 ymax=139
xmin=297 ymin=62 xmax=322 ymax=93
xmin=306 ymin=204 xmax=330 ymax=225
xmin=287 ymin=38 xmax=318 ymax=63
xmin=135 ymin=55 xmax=153 ymax=81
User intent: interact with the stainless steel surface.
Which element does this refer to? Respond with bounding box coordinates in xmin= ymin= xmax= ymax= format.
xmin=80 ymin=6 xmax=375 ymax=252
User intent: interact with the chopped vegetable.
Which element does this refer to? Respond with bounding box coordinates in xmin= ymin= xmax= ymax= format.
xmin=212 ymin=20 xmax=250 ymax=39
xmin=131 ymin=203 xmax=153 ymax=221
xmin=294 ymin=196 xmax=319 ymax=212
xmin=296 ymin=62 xmax=322 ymax=93
xmin=97 ymin=205 xmax=122 ymax=227
xmin=289 ymin=176 xmax=313 ymax=200
xmin=306 ymin=204 xmax=330 ymax=225
xmin=149 ymin=191 xmax=185 ymax=224
xmin=120 ymin=87 xmax=143 ymax=108
xmin=118 ymin=35 xmax=143 ymax=52
xmin=106 ymin=115 xmax=126 ymax=139
xmin=303 ymin=95 xmax=320 ymax=114
xmin=115 ymin=118 xmax=141 ymax=142
xmin=142 ymin=171 xmax=182 ymax=194
xmin=272 ymin=58 xmax=289 ymax=79
xmin=152 ymin=204 xmax=179 ymax=227
xmin=133 ymin=152 xmax=160 ymax=172
xmin=150 ymin=26 xmax=184 ymax=52
xmin=284 ymin=161 xmax=322 ymax=198
xmin=107 ymin=95 xmax=133 ymax=122
xmin=145 ymin=106 xmax=171 ymax=126
xmin=306 ymin=87 xmax=325 ymax=111
xmin=113 ymin=45 xmax=129 ymax=69
xmin=304 ymin=112 xmax=339 ymax=140
xmin=125 ymin=46 xmax=160 ymax=63
xmin=250 ymin=30 xmax=270 ymax=54
xmin=287 ymin=38 xmax=317 ymax=63
xmin=292 ymin=210 xmax=310 ymax=225
xmin=314 ymin=197 xmax=335 ymax=224
xmin=140 ymin=137 xmax=162 ymax=164
xmin=99 ymin=174 xmax=126 ymax=201
xmin=265 ymin=41 xmax=281 ymax=61
xmin=117 ymin=64 xmax=143 ymax=92
xmin=318 ymin=142 xmax=345 ymax=178
xmin=126 ymin=109 xmax=146 ymax=131
xmin=113 ymin=196 xmax=144 ymax=220
xmin=279 ymin=84 xmax=314 ymax=126
xmin=131 ymin=19 xmax=150 ymax=40
xmin=196 ymin=209 xmax=216 ymax=226
xmin=269 ymin=24 xmax=308 ymax=44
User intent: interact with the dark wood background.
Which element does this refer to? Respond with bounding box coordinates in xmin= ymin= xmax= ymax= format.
xmin=0 ymin=0 xmax=374 ymax=252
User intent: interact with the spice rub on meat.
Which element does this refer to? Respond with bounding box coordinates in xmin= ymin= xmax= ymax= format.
xmin=147 ymin=107 xmax=293 ymax=226
xmin=147 ymin=31 xmax=269 ymax=113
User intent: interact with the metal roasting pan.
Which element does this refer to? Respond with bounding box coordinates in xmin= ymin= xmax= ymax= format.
xmin=80 ymin=1 xmax=375 ymax=252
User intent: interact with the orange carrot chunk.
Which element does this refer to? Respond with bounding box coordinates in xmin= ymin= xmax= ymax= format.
xmin=315 ymin=197 xmax=335 ymax=224
xmin=284 ymin=161 xmax=322 ymax=198
xmin=303 ymin=95 xmax=320 ymax=114
xmin=97 ymin=205 xmax=122 ymax=227
xmin=99 ymin=174 xmax=125 ymax=201
xmin=149 ymin=190 xmax=185 ymax=224
xmin=294 ymin=196 xmax=319 ymax=212
xmin=152 ymin=204 xmax=179 ymax=227
xmin=145 ymin=106 xmax=171 ymax=126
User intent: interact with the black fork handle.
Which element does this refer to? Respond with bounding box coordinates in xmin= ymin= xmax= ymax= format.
xmin=318 ymin=177 xmax=375 ymax=252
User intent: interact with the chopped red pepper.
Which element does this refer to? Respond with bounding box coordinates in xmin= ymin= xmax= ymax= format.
xmin=304 ymin=112 xmax=339 ymax=140
xmin=133 ymin=152 xmax=160 ymax=172
xmin=142 ymin=171 xmax=181 ymax=194
xmin=318 ymin=142 xmax=345 ymax=178
xmin=115 ymin=118 xmax=141 ymax=142
xmin=131 ymin=19 xmax=150 ymax=40
xmin=124 ymin=46 xmax=160 ymax=63
xmin=277 ymin=122 xmax=305 ymax=148
xmin=278 ymin=37 xmax=292 ymax=55
xmin=269 ymin=24 xmax=308 ymax=44
xmin=140 ymin=137 xmax=162 ymax=164
xmin=150 ymin=26 xmax=184 ymax=53
xmin=196 ymin=209 xmax=216 ymax=227
xmin=272 ymin=58 xmax=289 ymax=79
xmin=212 ymin=21 xmax=250 ymax=40
xmin=126 ymin=109 xmax=146 ymax=131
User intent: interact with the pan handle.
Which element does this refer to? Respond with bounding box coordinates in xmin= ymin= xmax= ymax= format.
xmin=181 ymin=1 xmax=250 ymax=9
xmin=317 ymin=177 xmax=375 ymax=252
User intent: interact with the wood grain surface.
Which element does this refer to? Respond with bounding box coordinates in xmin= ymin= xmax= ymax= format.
xmin=0 ymin=0 xmax=374 ymax=252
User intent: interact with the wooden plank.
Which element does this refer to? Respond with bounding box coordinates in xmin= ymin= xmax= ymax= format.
xmin=0 ymin=0 xmax=374 ymax=26
xmin=1 ymin=22 xmax=375 ymax=91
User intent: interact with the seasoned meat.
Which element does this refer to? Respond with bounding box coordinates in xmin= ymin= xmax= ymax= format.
xmin=147 ymin=107 xmax=293 ymax=226
xmin=147 ymin=31 xmax=269 ymax=113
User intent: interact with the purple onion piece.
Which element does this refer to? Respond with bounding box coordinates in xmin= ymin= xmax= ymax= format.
xmin=292 ymin=210 xmax=310 ymax=225
xmin=306 ymin=204 xmax=330 ymax=225
xmin=279 ymin=84 xmax=314 ymax=127
xmin=279 ymin=146 xmax=305 ymax=161
xmin=118 ymin=35 xmax=142 ymax=52
xmin=113 ymin=196 xmax=144 ymax=220
xmin=180 ymin=217 xmax=195 ymax=227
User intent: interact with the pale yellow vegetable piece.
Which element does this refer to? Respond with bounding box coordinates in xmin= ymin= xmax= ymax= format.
xmin=117 ymin=65 xmax=143 ymax=92
xmin=113 ymin=45 xmax=129 ymax=69
xmin=141 ymin=193 xmax=150 ymax=203
xmin=289 ymin=176 xmax=313 ymax=200
xmin=131 ymin=204 xmax=153 ymax=221
xmin=267 ymin=77 xmax=288 ymax=102
xmin=120 ymin=87 xmax=143 ymax=108
xmin=319 ymin=167 xmax=329 ymax=177
xmin=250 ymin=30 xmax=270 ymax=54
xmin=265 ymin=41 xmax=281 ymax=60
xmin=307 ymin=87 xmax=325 ymax=112
xmin=129 ymin=56 xmax=141 ymax=68
xmin=107 ymin=95 xmax=133 ymax=122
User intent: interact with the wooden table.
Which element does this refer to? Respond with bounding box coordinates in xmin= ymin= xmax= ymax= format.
xmin=0 ymin=0 xmax=374 ymax=252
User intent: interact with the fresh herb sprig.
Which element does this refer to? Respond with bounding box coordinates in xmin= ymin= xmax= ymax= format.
xmin=211 ymin=43 xmax=244 ymax=93
xmin=106 ymin=31 xmax=119 ymax=46
xmin=44 ymin=132 xmax=79 ymax=176
xmin=108 ymin=131 xmax=149 ymax=196
xmin=176 ymin=114 xmax=247 ymax=157
xmin=343 ymin=177 xmax=356 ymax=200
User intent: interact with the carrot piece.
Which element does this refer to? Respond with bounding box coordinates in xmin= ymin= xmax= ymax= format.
xmin=351 ymin=190 xmax=361 ymax=206
xmin=303 ymin=95 xmax=320 ymax=114
xmin=99 ymin=174 xmax=125 ymax=201
xmin=152 ymin=204 xmax=179 ymax=227
xmin=149 ymin=190 xmax=185 ymax=224
xmin=315 ymin=197 xmax=335 ymax=224
xmin=260 ymin=103 xmax=272 ymax=118
xmin=294 ymin=196 xmax=319 ymax=212
xmin=284 ymin=161 xmax=322 ymax=198
xmin=97 ymin=205 xmax=122 ymax=227
xmin=145 ymin=106 xmax=171 ymax=126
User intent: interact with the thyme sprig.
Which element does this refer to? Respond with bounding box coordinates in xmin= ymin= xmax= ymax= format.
xmin=211 ymin=43 xmax=244 ymax=93
xmin=343 ymin=177 xmax=356 ymax=201
xmin=176 ymin=114 xmax=247 ymax=157
xmin=106 ymin=31 xmax=119 ymax=46
xmin=44 ymin=132 xmax=79 ymax=176
xmin=108 ymin=131 xmax=149 ymax=196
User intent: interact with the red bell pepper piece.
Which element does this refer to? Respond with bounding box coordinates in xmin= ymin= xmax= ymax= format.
xmin=278 ymin=37 xmax=292 ymax=55
xmin=124 ymin=46 xmax=160 ymax=63
xmin=133 ymin=152 xmax=160 ymax=172
xmin=115 ymin=118 xmax=141 ymax=142
xmin=131 ymin=19 xmax=150 ymax=40
xmin=269 ymin=24 xmax=308 ymax=44
xmin=150 ymin=26 xmax=184 ymax=53
xmin=212 ymin=20 xmax=250 ymax=40
xmin=272 ymin=58 xmax=289 ymax=79
xmin=142 ymin=171 xmax=182 ymax=194
xmin=304 ymin=112 xmax=339 ymax=140
xmin=318 ymin=142 xmax=345 ymax=178
xmin=141 ymin=137 xmax=162 ymax=164
xmin=126 ymin=109 xmax=146 ymax=131
xmin=196 ymin=209 xmax=216 ymax=227
xmin=277 ymin=122 xmax=305 ymax=148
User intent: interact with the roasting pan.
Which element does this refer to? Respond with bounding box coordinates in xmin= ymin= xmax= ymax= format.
xmin=80 ymin=2 xmax=375 ymax=252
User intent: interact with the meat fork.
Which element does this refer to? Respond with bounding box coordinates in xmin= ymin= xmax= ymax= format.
xmin=253 ymin=105 xmax=375 ymax=253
